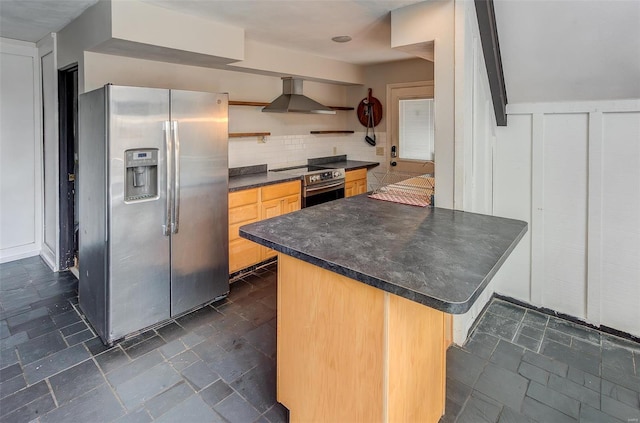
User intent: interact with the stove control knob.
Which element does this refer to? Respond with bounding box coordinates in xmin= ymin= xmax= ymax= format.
xmin=310 ymin=175 xmax=319 ymax=182
xmin=333 ymin=171 xmax=342 ymax=178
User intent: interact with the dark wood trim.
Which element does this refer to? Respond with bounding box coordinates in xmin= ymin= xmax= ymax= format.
xmin=310 ymin=131 xmax=355 ymax=135
xmin=228 ymin=132 xmax=271 ymax=138
xmin=57 ymin=64 xmax=78 ymax=269
xmin=474 ymin=0 xmax=508 ymax=126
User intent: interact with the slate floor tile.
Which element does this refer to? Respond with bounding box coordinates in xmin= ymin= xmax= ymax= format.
xmin=263 ymin=402 xmax=289 ymax=423
xmin=64 ymin=329 xmax=94 ymax=346
xmin=40 ymin=384 xmax=125 ymax=423
xmin=543 ymin=327 xmax=572 ymax=346
xmin=579 ymin=404 xmax=621 ymax=423
xmin=23 ymin=344 xmax=90 ymax=385
xmin=0 ymin=380 xmax=50 ymax=418
xmin=230 ymin=359 xmax=276 ymax=412
xmin=0 ymin=347 xmax=19 ymax=369
xmin=214 ymin=392 xmax=261 ymax=423
xmin=446 ymin=346 xmax=486 ymax=387
xmin=242 ymin=322 xmax=276 ymax=358
xmin=51 ymin=310 xmax=81 ymax=329
xmin=175 ymin=306 xmax=222 ymax=331
xmin=168 ymin=350 xmax=200 ymax=372
xmin=158 ymin=338 xmax=186 ymax=359
xmin=83 ymin=337 xmax=110 ymax=355
xmin=181 ymin=360 xmax=220 ymax=391
xmin=566 ymin=366 xmax=601 ymax=393
xmin=487 ymin=300 xmax=526 ymax=322
xmin=156 ymin=322 xmax=187 ymax=343
xmin=517 ymin=324 xmax=544 ymax=341
xmin=1 ymin=391 xmax=55 ymax=423
xmin=0 ymin=332 xmax=29 ymax=352
xmin=547 ymin=317 xmax=600 ymax=344
xmin=474 ymin=364 xmax=528 ymax=411
xmin=95 ymin=346 xmax=130 ymax=374
xmin=207 ymin=340 xmax=264 ymax=383
xmin=474 ymin=312 xmax=520 ymax=341
xmin=59 ymin=321 xmax=87 ymax=337
xmin=600 ymin=393 xmax=640 ymax=422
xmin=464 ymin=331 xmax=500 ymax=359
xmin=105 ymin=350 xmax=164 ymax=386
xmin=445 ymin=376 xmax=473 ymax=407
xmin=601 ymin=364 xmax=640 ymax=393
xmin=114 ymin=362 xmax=182 ymax=410
xmin=16 ymin=331 xmax=66 ymax=365
xmin=113 ymin=407 xmax=153 ymax=423
xmin=200 ymin=379 xmax=233 ymax=408
xmin=526 ymin=380 xmax=579 ymax=419
xmin=570 ymin=336 xmax=601 ymax=357
xmin=520 ymin=396 xmax=576 ymax=423
xmin=155 ymin=393 xmax=224 ymax=423
xmin=119 ymin=330 xmax=156 ymax=350
xmin=144 ymin=381 xmax=194 ymax=418
xmin=124 ymin=335 xmax=166 ymax=360
xmin=517 ymin=361 xmax=549 ymax=385
xmin=0 ymin=374 xmax=26 ymax=399
xmin=490 ymin=340 xmax=525 ymax=372
xmin=49 ymin=359 xmax=106 ymax=404
xmin=602 ymin=340 xmax=635 ymax=373
xmin=547 ymin=373 xmax=600 ymax=405
xmin=521 ymin=309 xmax=548 ymax=330
xmin=0 ymin=363 xmax=22 ymax=382
xmin=513 ymin=333 xmax=540 ymax=352
xmin=497 ymin=406 xmax=535 ymax=423
xmin=601 ymin=379 xmax=640 ymax=409
xmin=456 ymin=391 xmax=502 ymax=423
xmin=541 ymin=339 xmax=600 ymax=376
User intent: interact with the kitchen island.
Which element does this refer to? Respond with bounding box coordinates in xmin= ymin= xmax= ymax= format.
xmin=240 ymin=195 xmax=527 ymax=422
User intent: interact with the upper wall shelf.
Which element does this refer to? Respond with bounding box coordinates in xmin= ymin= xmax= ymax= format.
xmin=229 ymin=100 xmax=354 ymax=111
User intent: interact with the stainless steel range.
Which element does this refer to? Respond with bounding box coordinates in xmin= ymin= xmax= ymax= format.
xmin=270 ymin=166 xmax=345 ymax=208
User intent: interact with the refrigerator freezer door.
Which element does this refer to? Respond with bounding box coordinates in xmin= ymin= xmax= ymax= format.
xmin=169 ymin=90 xmax=229 ymax=316
xmin=107 ymin=85 xmax=171 ymax=340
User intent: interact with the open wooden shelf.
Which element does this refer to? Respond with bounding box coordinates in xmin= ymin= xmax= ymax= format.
xmin=229 ymin=100 xmax=354 ymax=111
xmin=228 ymin=132 xmax=271 ymax=138
xmin=310 ymin=131 xmax=355 ymax=135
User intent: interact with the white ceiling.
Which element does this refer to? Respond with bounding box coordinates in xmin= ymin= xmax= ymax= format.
xmin=494 ymin=0 xmax=640 ymax=104
xmin=1 ymin=0 xmax=639 ymax=103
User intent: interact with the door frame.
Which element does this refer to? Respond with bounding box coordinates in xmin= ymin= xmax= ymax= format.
xmin=58 ymin=64 xmax=78 ymax=270
xmin=386 ymin=81 xmax=435 ymax=175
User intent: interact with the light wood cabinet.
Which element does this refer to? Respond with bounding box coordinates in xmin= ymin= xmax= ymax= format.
xmin=345 ymin=168 xmax=368 ymax=198
xmin=228 ymin=181 xmax=301 ymax=273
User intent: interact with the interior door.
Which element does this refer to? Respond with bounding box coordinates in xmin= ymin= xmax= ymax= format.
xmin=388 ymin=82 xmax=435 ymax=176
xmin=169 ymin=90 xmax=229 ymax=316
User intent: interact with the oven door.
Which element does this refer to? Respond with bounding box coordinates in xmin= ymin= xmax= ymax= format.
xmin=303 ymin=180 xmax=345 ymax=208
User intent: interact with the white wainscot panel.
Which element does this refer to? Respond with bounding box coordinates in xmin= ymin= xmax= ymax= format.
xmin=599 ymin=112 xmax=640 ymax=336
xmin=541 ymin=113 xmax=588 ymax=319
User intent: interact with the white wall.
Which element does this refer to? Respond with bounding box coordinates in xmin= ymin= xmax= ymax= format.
xmin=0 ymin=38 xmax=42 ymax=263
xmin=449 ymin=0 xmax=502 ymax=344
xmin=38 ymin=34 xmax=59 ymax=271
xmin=493 ymin=100 xmax=640 ymax=337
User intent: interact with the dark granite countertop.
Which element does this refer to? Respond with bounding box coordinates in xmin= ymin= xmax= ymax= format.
xmin=308 ymin=155 xmax=379 ymax=171
xmin=229 ymin=164 xmax=301 ymax=192
xmin=229 ymin=172 xmax=301 ymax=192
xmin=240 ymin=195 xmax=527 ymax=314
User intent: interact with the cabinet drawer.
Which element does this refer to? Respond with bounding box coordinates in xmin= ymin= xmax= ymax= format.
xmin=229 ymin=188 xmax=259 ymax=208
xmin=229 ymin=219 xmax=258 ymax=242
xmin=261 ymin=181 xmax=301 ymax=201
xmin=345 ymin=168 xmax=367 ymax=182
xmin=229 ymin=239 xmax=261 ymax=273
xmin=229 ymin=203 xmax=259 ymax=225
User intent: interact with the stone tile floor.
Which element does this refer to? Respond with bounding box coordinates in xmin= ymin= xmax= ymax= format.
xmin=1 ymin=256 xmax=639 ymax=422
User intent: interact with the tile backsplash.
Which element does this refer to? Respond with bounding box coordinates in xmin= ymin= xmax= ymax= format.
xmin=228 ymin=131 xmax=388 ymax=173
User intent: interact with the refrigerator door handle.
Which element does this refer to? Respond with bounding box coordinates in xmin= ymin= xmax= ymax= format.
xmin=163 ymin=121 xmax=173 ymax=236
xmin=171 ymin=120 xmax=181 ymax=234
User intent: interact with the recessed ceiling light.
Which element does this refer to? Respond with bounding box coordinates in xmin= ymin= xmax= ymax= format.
xmin=331 ymin=35 xmax=352 ymax=43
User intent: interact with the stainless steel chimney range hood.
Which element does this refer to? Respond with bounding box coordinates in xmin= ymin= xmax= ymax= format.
xmin=262 ymin=77 xmax=336 ymax=115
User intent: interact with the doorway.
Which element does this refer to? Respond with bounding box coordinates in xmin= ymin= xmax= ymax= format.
xmin=58 ymin=65 xmax=78 ymax=272
xmin=387 ymin=81 xmax=435 ymax=175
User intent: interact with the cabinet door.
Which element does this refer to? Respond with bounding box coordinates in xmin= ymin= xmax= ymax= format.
xmin=283 ymin=194 xmax=301 ymax=214
xmin=230 ymin=238 xmax=262 ymax=273
xmin=260 ymin=198 xmax=283 ymax=260
xmin=356 ymin=179 xmax=367 ymax=195
xmin=345 ymin=181 xmax=356 ymax=198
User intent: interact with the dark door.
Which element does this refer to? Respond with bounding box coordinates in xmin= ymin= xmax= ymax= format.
xmin=58 ymin=65 xmax=78 ymax=269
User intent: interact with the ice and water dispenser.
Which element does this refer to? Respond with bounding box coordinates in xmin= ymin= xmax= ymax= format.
xmin=125 ymin=149 xmax=158 ymax=201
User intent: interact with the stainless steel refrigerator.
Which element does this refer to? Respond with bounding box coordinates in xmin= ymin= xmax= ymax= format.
xmin=78 ymin=84 xmax=229 ymax=345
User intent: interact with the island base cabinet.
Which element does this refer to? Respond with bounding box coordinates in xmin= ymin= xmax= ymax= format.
xmin=277 ymin=254 xmax=447 ymax=423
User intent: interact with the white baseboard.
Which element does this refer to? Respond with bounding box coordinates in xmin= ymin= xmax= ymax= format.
xmin=40 ymin=244 xmax=58 ymax=272
xmin=0 ymin=244 xmax=40 ymax=264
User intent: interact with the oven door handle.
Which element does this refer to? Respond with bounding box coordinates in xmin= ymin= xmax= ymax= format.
xmin=304 ymin=180 xmax=345 ymax=196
